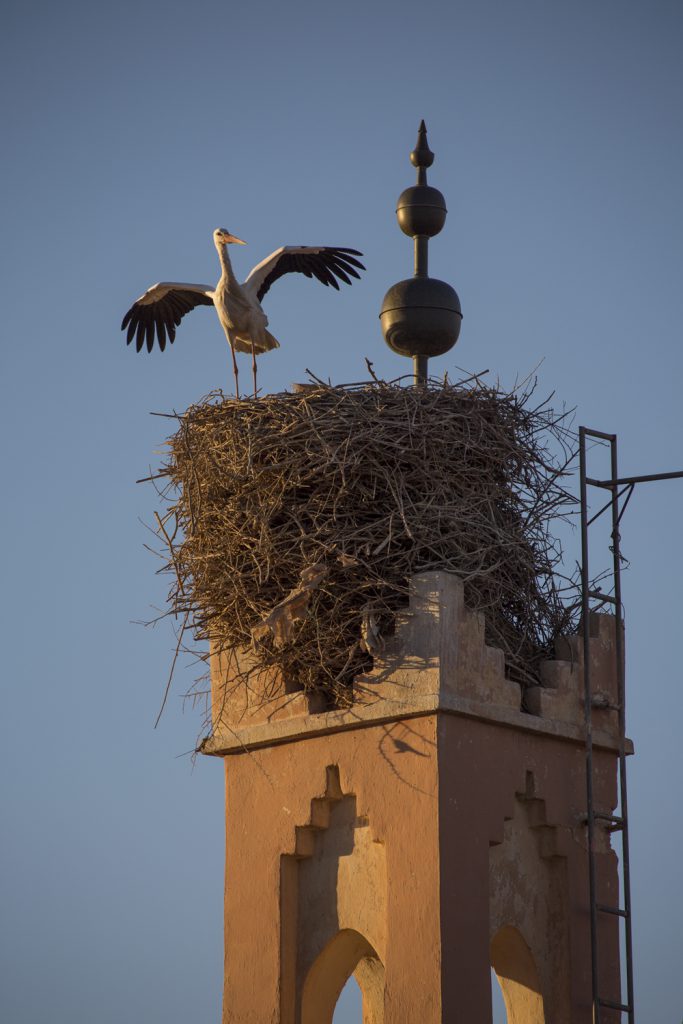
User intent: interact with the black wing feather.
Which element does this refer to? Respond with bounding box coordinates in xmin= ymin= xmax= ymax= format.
xmin=135 ymin=320 xmax=146 ymax=353
xmin=327 ymin=263 xmax=352 ymax=286
xmin=256 ymin=247 xmax=365 ymax=302
xmin=121 ymin=287 xmax=214 ymax=352
xmin=330 ymin=255 xmax=362 ymax=277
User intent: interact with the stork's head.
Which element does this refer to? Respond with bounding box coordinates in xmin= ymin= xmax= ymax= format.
xmin=213 ymin=228 xmax=247 ymax=246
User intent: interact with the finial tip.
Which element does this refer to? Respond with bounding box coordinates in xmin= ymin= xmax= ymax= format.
xmin=410 ymin=120 xmax=434 ymax=169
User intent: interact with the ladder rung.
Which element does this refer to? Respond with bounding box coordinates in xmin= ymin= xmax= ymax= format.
xmin=588 ymin=589 xmax=618 ymax=605
xmin=580 ymin=811 xmax=624 ymax=831
xmin=594 ymin=811 xmax=624 ymax=828
xmin=598 ymin=997 xmax=631 ymax=1012
xmin=597 ymin=903 xmax=628 ymax=918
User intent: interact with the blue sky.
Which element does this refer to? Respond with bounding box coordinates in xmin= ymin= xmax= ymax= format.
xmin=1 ymin=1 xmax=681 ymax=1021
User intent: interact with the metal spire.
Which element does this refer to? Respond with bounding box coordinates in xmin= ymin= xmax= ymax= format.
xmin=380 ymin=121 xmax=462 ymax=384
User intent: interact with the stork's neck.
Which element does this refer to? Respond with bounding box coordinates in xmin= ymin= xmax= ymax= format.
xmin=216 ymin=241 xmax=239 ymax=285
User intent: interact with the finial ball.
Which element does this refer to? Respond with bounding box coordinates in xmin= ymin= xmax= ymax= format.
xmin=380 ymin=277 xmax=461 ymax=358
xmin=396 ymin=185 xmax=447 ymax=237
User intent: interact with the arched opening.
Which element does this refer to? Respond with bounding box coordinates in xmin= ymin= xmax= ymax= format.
xmin=333 ymin=975 xmax=362 ymax=1021
xmin=490 ymin=925 xmax=545 ymax=1023
xmin=491 ymin=966 xmax=507 ymax=1022
xmin=302 ymin=928 xmax=384 ymax=1024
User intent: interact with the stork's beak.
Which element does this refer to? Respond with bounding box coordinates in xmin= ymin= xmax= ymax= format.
xmin=225 ymin=233 xmax=247 ymax=245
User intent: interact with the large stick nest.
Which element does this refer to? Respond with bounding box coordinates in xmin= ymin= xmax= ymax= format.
xmin=154 ymin=377 xmax=577 ymax=705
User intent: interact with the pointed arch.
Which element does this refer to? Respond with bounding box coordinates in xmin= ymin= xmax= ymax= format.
xmin=490 ymin=925 xmax=545 ymax=1023
xmin=301 ymin=928 xmax=384 ymax=1024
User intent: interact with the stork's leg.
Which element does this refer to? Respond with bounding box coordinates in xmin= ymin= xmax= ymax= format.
xmin=228 ymin=337 xmax=240 ymax=399
xmin=251 ymin=339 xmax=258 ymax=397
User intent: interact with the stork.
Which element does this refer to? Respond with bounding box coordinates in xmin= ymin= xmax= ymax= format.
xmin=121 ymin=229 xmax=365 ymax=396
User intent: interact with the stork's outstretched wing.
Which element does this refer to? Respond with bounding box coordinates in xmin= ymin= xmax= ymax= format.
xmin=243 ymin=247 xmax=365 ymax=303
xmin=121 ymin=282 xmax=215 ymax=352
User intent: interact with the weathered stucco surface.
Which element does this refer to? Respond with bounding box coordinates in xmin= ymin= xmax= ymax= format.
xmin=205 ymin=572 xmax=627 ymax=1023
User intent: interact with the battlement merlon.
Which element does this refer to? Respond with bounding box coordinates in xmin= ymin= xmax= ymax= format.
xmin=200 ymin=571 xmax=631 ymax=757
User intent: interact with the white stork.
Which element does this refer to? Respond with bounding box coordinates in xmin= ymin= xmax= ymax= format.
xmin=121 ymin=229 xmax=365 ymax=396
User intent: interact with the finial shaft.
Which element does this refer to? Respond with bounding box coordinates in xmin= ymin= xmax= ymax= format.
xmin=414 ymin=236 xmax=428 ymax=278
xmin=413 ymin=354 xmax=428 ymax=385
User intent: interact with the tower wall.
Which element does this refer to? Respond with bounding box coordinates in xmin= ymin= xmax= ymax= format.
xmin=204 ymin=572 xmax=627 ymax=1023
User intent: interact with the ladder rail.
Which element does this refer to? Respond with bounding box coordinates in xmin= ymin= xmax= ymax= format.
xmin=579 ymin=427 xmax=603 ymax=1020
xmin=608 ymin=439 xmax=635 ymax=1023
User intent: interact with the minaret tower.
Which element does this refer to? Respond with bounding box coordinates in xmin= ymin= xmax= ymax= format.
xmin=197 ymin=126 xmax=627 ymax=1024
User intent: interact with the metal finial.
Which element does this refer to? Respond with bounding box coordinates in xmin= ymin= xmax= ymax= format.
xmin=379 ymin=122 xmax=462 ymax=384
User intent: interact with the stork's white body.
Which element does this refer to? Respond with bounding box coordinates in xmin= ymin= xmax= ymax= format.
xmin=213 ymin=240 xmax=278 ymax=356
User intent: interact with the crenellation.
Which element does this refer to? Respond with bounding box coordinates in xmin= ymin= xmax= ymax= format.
xmin=204 ymin=571 xmax=628 ymax=757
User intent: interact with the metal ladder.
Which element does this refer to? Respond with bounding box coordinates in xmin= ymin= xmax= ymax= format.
xmin=579 ymin=426 xmax=634 ymax=1023
xmin=579 ymin=427 xmax=683 ymax=1022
